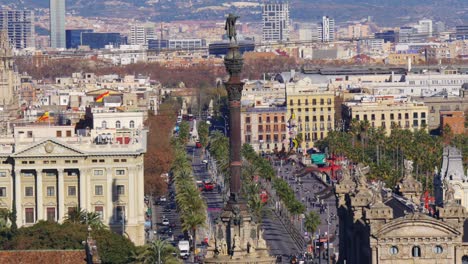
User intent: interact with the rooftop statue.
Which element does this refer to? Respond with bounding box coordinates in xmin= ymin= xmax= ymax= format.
xmin=225 ymin=13 xmax=239 ymax=45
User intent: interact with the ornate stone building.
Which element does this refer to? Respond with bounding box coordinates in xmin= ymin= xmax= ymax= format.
xmin=337 ymin=160 xmax=468 ymax=264
xmin=0 ymin=121 xmax=147 ymax=246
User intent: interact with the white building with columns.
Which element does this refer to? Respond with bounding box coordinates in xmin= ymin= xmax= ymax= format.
xmin=0 ymin=122 xmax=147 ymax=245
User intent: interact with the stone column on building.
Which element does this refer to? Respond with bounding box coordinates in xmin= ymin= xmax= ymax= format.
xmin=14 ymin=169 xmax=22 ymax=227
xmin=106 ymin=167 xmax=113 ymax=224
xmin=58 ymin=170 xmax=65 ymax=223
xmin=79 ymin=169 xmax=88 ymax=211
xmin=36 ymin=169 xmax=43 ymax=221
xmin=136 ymin=164 xmax=144 ymax=220
xmin=128 ymin=166 xmax=136 ymax=224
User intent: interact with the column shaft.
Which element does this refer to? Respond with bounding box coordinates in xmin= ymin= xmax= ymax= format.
xmin=14 ymin=170 xmax=22 ymax=227
xmin=106 ymin=167 xmax=113 ymax=223
xmin=79 ymin=169 xmax=87 ymax=211
xmin=36 ymin=170 xmax=43 ymax=221
xmin=128 ymin=166 xmax=136 ymax=224
xmin=58 ymin=170 xmax=64 ymax=223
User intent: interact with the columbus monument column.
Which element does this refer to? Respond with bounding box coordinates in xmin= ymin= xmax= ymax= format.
xmin=204 ymin=14 xmax=275 ymax=264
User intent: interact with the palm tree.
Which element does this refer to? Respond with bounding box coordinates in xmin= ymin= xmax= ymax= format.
xmin=64 ymin=207 xmax=105 ymax=230
xmin=133 ymin=239 xmax=179 ymax=264
xmin=180 ymin=209 xmax=206 ymax=254
xmin=304 ymin=211 xmax=321 ymax=246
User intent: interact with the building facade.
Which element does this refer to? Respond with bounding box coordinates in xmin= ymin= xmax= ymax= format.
xmin=81 ymin=33 xmax=125 ymax=49
xmin=50 ymin=0 xmax=66 ymax=49
xmin=337 ymin=160 xmax=468 ymax=264
xmin=128 ymin=23 xmax=157 ymax=47
xmin=0 ymin=123 xmax=147 ymax=246
xmin=342 ymin=98 xmax=429 ymax=135
xmin=65 ymin=29 xmax=93 ymax=49
xmin=262 ymin=2 xmax=289 ymax=42
xmin=318 ymin=16 xmax=335 ymax=42
xmin=0 ymin=10 xmax=35 ymax=49
xmin=241 ymin=106 xmax=288 ymax=153
xmin=286 ymin=79 xmax=338 ymax=150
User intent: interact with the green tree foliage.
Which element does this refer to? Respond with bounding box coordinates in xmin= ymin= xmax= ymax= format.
xmin=303 ymin=211 xmax=321 ymax=237
xmin=272 ymin=178 xmax=305 ymax=215
xmin=132 ymin=239 xmax=180 ymax=264
xmin=177 ymin=121 xmax=190 ymax=144
xmin=315 ymin=121 xmax=464 ymax=191
xmin=198 ymin=121 xmax=210 ymax=149
xmin=64 ymin=207 xmax=106 ymax=230
xmin=171 ymin=143 xmax=207 ymax=254
xmin=1 ymin=221 xmax=136 ymax=264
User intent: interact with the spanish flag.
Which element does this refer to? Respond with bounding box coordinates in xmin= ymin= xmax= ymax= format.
xmin=95 ymin=91 xmax=110 ymax=102
xmin=37 ymin=111 xmax=49 ymax=122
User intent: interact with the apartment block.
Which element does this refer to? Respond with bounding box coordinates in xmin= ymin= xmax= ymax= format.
xmin=286 ymin=81 xmax=338 ymax=150
xmin=342 ymin=97 xmax=429 ymax=135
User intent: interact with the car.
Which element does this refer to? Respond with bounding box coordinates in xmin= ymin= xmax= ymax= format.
xmin=159 ymin=196 xmax=167 ymax=202
xmin=162 ymin=218 xmax=170 ymax=226
xmin=195 ymin=141 xmax=202 ymax=148
xmin=203 ymin=180 xmax=215 ymax=191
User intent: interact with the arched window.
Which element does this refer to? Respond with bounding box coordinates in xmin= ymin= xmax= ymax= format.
xmin=115 ymin=121 xmax=121 ymax=129
xmin=433 ymin=245 xmax=443 ymax=254
xmin=412 ymin=246 xmax=421 ymax=257
xmin=462 ymin=255 xmax=468 ymax=264
xmin=129 ymin=120 xmax=135 ymax=128
xmin=102 ymin=121 xmax=107 ymax=129
xmin=389 ymin=246 xmax=398 ymax=255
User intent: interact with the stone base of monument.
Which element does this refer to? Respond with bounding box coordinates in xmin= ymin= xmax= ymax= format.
xmin=204 ymin=200 xmax=276 ymax=264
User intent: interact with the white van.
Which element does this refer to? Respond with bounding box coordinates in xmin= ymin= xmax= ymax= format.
xmin=178 ymin=240 xmax=190 ymax=259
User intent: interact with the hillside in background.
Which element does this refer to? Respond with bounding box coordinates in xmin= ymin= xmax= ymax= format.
xmin=3 ymin=0 xmax=468 ymax=26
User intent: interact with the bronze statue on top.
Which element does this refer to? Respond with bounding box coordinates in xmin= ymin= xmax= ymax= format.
xmin=225 ymin=13 xmax=239 ymax=44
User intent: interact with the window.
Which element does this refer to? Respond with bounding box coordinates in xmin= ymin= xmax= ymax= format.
xmin=95 ymin=185 xmax=103 ymax=196
xmin=68 ymin=207 xmax=76 ymax=217
xmin=117 ymin=185 xmax=125 ymax=195
xmin=121 ymin=159 xmax=127 ymax=162
xmin=66 ymin=130 xmax=72 ymax=137
xmin=116 ymin=169 xmax=125 ymax=175
xmin=92 ymin=159 xmax=98 ymax=163
xmin=390 ymin=113 xmax=394 ymax=120
xmin=56 ymin=131 xmax=62 ymax=137
xmin=421 ymin=112 xmax=426 ymax=118
xmin=433 ymin=245 xmax=443 ymax=254
xmin=0 ymin=187 xmax=6 ymax=197
xmin=245 ymin=117 xmax=250 ymax=123
xmin=46 ymin=207 xmax=56 ymax=221
xmin=327 ymin=98 xmax=332 ymax=105
xmin=95 ymin=206 xmax=104 ymax=220
xmin=413 ymin=112 xmax=418 ymax=119
xmin=68 ymin=186 xmax=77 ymax=196
xmin=116 ymin=121 xmax=121 ymax=128
xmin=94 ymin=170 xmax=104 ymax=176
xmin=46 ymin=186 xmax=55 ymax=196
xmin=25 ymin=187 xmax=34 ymax=197
xmin=0 ymin=172 xmax=5 ymax=177
xmin=389 ymin=246 xmax=398 ymax=255
xmin=381 ymin=114 xmax=385 ymax=120
xmin=412 ymin=246 xmax=421 ymax=257
xmin=102 ymin=121 xmax=107 ymax=129
xmin=266 ymin=117 xmax=271 ymax=123
xmin=129 ymin=120 xmax=135 ymax=128
xmin=25 ymin=208 xmax=34 ymax=223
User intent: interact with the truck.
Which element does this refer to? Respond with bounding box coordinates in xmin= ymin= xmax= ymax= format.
xmin=178 ymin=240 xmax=190 ymax=259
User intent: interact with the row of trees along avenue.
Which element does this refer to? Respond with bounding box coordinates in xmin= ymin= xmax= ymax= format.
xmin=316 ymin=120 xmax=468 ymax=191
